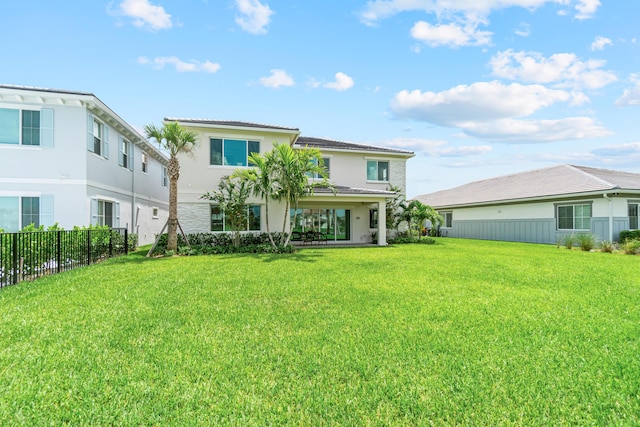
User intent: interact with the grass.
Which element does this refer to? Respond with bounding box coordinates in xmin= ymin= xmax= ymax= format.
xmin=1 ymin=239 xmax=639 ymax=425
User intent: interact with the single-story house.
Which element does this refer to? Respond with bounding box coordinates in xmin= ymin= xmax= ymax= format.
xmin=414 ymin=164 xmax=640 ymax=244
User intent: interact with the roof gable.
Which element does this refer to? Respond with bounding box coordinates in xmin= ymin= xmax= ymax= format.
xmin=416 ymin=164 xmax=640 ymax=208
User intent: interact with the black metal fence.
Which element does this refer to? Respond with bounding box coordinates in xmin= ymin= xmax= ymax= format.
xmin=0 ymin=228 xmax=129 ymax=288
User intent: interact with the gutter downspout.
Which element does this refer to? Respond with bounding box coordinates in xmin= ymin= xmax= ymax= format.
xmin=603 ymin=193 xmax=613 ymax=242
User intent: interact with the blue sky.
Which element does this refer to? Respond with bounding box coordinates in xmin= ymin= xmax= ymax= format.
xmin=2 ymin=0 xmax=639 ymax=197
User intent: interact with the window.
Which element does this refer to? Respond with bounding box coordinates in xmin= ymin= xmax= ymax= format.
xmin=87 ymin=115 xmax=109 ymax=158
xmin=629 ymin=202 xmax=639 ymax=230
xmin=308 ymin=157 xmax=330 ymax=179
xmin=152 ymin=207 xmax=159 ymax=219
xmin=210 ymin=138 xmax=260 ymax=166
xmin=441 ymin=211 xmax=452 ymax=228
xmin=0 ymin=108 xmax=53 ymax=146
xmin=210 ymin=205 xmax=261 ymax=232
xmin=118 ymin=137 xmax=133 ymax=170
xmin=557 ymin=203 xmax=591 ymax=230
xmin=142 ymin=152 xmax=148 ymax=173
xmin=369 ymin=209 xmax=378 ymax=228
xmin=0 ymin=196 xmax=53 ymax=232
xmin=21 ymin=197 xmax=40 ymax=228
xmin=367 ymin=160 xmax=389 ymax=182
xmin=90 ymin=199 xmax=119 ymax=227
xmin=161 ymin=166 xmax=168 ymax=187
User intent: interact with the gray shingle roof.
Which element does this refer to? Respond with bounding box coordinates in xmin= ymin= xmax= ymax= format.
xmin=296 ymin=136 xmax=414 ymax=156
xmin=0 ymin=84 xmax=94 ymax=97
xmin=165 ymin=118 xmax=300 ymax=132
xmin=415 ymin=164 xmax=640 ymax=208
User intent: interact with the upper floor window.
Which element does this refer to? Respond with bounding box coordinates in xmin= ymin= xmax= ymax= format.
xmin=161 ymin=166 xmax=168 ymax=187
xmin=307 ymin=157 xmax=330 ymax=179
xmin=210 ymin=138 xmax=260 ymax=167
xmin=629 ymin=202 xmax=639 ymax=230
xmin=87 ymin=115 xmax=109 ymax=158
xmin=367 ymin=160 xmax=389 ymax=182
xmin=141 ymin=152 xmax=148 ymax=173
xmin=0 ymin=108 xmax=54 ymax=147
xmin=557 ymin=203 xmax=591 ymax=231
xmin=118 ymin=137 xmax=133 ymax=170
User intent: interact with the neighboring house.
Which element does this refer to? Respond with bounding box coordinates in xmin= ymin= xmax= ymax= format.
xmin=414 ymin=164 xmax=640 ymax=244
xmin=0 ymin=85 xmax=170 ymax=245
xmin=171 ymin=119 xmax=414 ymax=245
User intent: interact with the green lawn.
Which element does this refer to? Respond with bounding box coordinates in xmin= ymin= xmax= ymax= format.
xmin=1 ymin=239 xmax=639 ymax=425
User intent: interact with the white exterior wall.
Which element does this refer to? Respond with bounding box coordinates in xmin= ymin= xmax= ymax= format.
xmin=325 ymin=151 xmax=408 ymax=194
xmin=0 ymin=87 xmax=169 ymax=244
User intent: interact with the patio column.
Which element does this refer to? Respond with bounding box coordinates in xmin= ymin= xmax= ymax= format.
xmin=377 ymin=200 xmax=386 ymax=246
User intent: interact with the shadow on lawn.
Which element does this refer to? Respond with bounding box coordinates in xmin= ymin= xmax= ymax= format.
xmin=107 ymin=248 xmax=326 ymax=265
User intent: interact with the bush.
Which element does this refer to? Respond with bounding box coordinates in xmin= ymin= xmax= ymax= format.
xmin=619 ymin=230 xmax=640 ymax=243
xmin=575 ymin=233 xmax=597 ymax=251
xmin=599 ymin=241 xmax=616 ymax=253
xmin=389 ymin=236 xmax=436 ymax=245
xmin=150 ymin=232 xmax=294 ymax=256
xmin=557 ymin=234 xmax=575 ymax=249
xmin=621 ymin=239 xmax=640 ymax=255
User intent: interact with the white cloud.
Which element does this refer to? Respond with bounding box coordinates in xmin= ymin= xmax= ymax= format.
xmin=390 ymin=81 xmax=610 ymax=142
xmin=592 ymin=142 xmax=640 ymax=157
xmin=514 ymin=22 xmax=531 ymax=37
xmin=615 ymin=83 xmax=640 ymax=106
xmin=259 ymin=69 xmax=295 ymax=88
xmin=461 ymin=117 xmax=611 ymax=142
xmin=391 ymin=81 xmax=571 ymax=125
xmin=410 ymin=21 xmax=492 ymax=47
xmin=235 ymin=0 xmax=273 ymax=34
xmin=359 ymin=0 xmax=599 ymax=26
xmin=138 ymin=56 xmax=221 ymax=73
xmin=324 ymin=72 xmax=355 ymax=91
xmin=118 ymin=0 xmax=172 ymax=31
xmin=490 ymin=49 xmax=617 ymax=90
xmin=591 ymin=36 xmax=612 ymax=51
xmin=575 ymin=0 xmax=600 ymax=20
xmin=381 ymin=138 xmax=493 ymax=157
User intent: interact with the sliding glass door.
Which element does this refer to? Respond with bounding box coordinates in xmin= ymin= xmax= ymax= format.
xmin=290 ymin=208 xmax=351 ymax=241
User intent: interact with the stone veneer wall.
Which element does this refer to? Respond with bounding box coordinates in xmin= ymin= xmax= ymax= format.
xmin=178 ymin=203 xmax=210 ymax=234
xmin=390 ymin=159 xmax=407 ymax=195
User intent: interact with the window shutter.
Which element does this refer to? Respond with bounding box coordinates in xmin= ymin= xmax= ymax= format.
xmin=40 ymin=195 xmax=54 ymax=227
xmin=118 ymin=135 xmax=124 ymax=167
xmin=40 ymin=109 xmax=54 ymax=148
xmin=129 ymin=142 xmax=134 ymax=171
xmin=90 ymin=198 xmax=98 ymax=225
xmin=103 ymin=126 xmax=110 ymax=159
xmin=87 ymin=114 xmax=94 ymax=152
xmin=114 ymin=202 xmax=120 ymax=227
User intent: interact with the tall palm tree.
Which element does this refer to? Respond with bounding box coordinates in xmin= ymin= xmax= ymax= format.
xmin=144 ymin=121 xmax=199 ymax=252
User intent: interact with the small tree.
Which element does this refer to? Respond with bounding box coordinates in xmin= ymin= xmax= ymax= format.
xmin=201 ymin=176 xmax=252 ymax=248
xmin=385 ymin=185 xmax=405 ymax=233
xmin=144 ymin=122 xmax=198 ymax=252
xmin=232 ymin=150 xmax=278 ymax=248
xmin=397 ymin=200 xmax=442 ymax=239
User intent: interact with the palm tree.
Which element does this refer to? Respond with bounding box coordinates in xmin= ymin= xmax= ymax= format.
xmin=144 ymin=121 xmax=198 ymax=252
xmin=271 ymin=143 xmax=329 ymax=246
xmin=232 ymin=150 xmax=279 ymax=248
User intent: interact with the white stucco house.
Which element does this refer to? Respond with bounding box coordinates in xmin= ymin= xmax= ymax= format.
xmin=0 ymin=85 xmax=170 ymax=245
xmin=414 ymin=164 xmax=640 ymax=244
xmin=170 ymin=119 xmax=414 ymax=246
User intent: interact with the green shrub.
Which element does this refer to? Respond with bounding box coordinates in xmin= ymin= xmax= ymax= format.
xmin=599 ymin=241 xmax=615 ymax=253
xmin=619 ymin=230 xmax=640 ymax=243
xmin=151 ymin=232 xmax=293 ymax=256
xmin=389 ymin=236 xmax=436 ymax=245
xmin=576 ymin=233 xmax=597 ymax=251
xmin=621 ymin=239 xmax=640 ymax=255
xmin=557 ymin=234 xmax=575 ymax=249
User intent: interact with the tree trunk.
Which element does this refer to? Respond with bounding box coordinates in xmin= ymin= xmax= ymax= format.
xmin=167 ymin=156 xmax=180 ymax=252
xmin=264 ymin=198 xmax=277 ymax=248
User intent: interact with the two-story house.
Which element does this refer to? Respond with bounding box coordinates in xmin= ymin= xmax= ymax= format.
xmin=171 ymin=119 xmax=414 ymax=246
xmin=0 ymin=85 xmax=169 ymax=245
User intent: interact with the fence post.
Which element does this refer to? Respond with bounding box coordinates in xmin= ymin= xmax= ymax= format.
xmin=87 ymin=229 xmax=92 ymax=265
xmin=57 ymin=230 xmax=62 ymax=273
xmin=11 ymin=233 xmax=18 ymax=286
xmin=124 ymin=229 xmax=129 ymax=255
xmin=108 ymin=229 xmax=113 ymax=258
